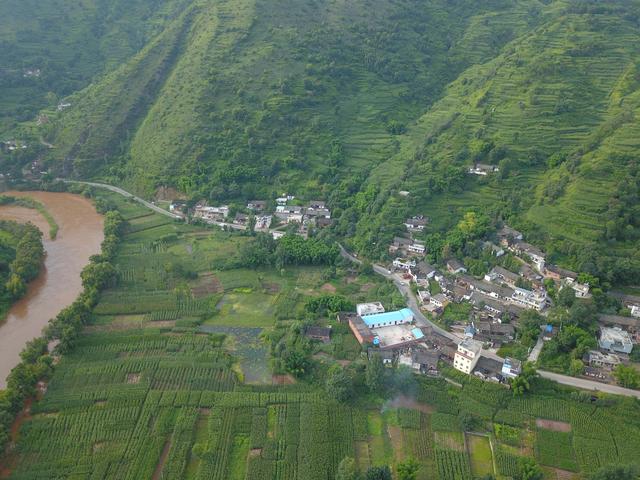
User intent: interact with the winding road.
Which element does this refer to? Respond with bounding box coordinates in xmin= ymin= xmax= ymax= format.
xmin=338 ymin=244 xmax=640 ymax=398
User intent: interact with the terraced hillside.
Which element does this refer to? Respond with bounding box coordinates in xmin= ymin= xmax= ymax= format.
xmin=4 ymin=0 xmax=640 ymax=283
xmin=349 ymin=1 xmax=640 ymax=283
xmin=30 ymin=0 xmax=544 ymax=196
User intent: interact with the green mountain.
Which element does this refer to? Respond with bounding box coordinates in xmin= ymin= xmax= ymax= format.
xmin=4 ymin=0 xmax=640 ymax=283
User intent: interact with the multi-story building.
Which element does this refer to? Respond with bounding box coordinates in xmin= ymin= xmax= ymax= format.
xmin=453 ymin=339 xmax=482 ymax=374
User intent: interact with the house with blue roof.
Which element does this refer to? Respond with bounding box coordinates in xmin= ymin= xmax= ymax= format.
xmin=361 ymin=308 xmax=414 ymax=328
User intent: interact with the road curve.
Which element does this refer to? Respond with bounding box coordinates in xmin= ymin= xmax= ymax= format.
xmin=338 ymin=244 xmax=640 ymax=397
xmin=60 ymin=180 xmax=183 ymax=220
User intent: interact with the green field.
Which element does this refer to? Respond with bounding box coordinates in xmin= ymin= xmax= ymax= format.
xmin=467 ymin=434 xmax=494 ymax=477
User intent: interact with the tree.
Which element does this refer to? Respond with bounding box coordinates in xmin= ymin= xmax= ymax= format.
xmin=557 ymin=285 xmax=576 ymax=308
xmin=366 ymin=354 xmax=385 ymax=394
xmin=5 ymin=273 xmax=26 ymax=299
xmin=397 ymin=458 xmax=420 ymax=480
xmin=569 ymin=359 xmax=584 ymax=376
xmin=590 ymin=463 xmax=639 ymax=480
xmin=326 ymin=365 xmax=353 ymax=402
xmin=613 ymin=364 xmax=639 ymax=389
xmin=365 ymin=465 xmax=392 ymax=480
xmin=511 ymin=362 xmax=538 ymax=396
xmin=517 ymin=458 xmax=543 ymax=480
xmin=336 ymin=457 xmax=358 ymax=480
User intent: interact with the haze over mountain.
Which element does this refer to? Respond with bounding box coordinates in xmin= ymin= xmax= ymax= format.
xmin=2 ymin=0 xmax=640 ymax=283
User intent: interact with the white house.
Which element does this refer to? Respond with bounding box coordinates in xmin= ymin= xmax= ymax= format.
xmin=453 ymin=339 xmax=482 ymax=374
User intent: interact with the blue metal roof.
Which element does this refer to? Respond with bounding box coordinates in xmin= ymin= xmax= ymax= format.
xmin=411 ymin=328 xmax=424 ymax=339
xmin=362 ymin=308 xmax=413 ymax=327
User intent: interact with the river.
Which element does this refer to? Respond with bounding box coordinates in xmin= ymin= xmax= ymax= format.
xmin=0 ymin=191 xmax=103 ymax=388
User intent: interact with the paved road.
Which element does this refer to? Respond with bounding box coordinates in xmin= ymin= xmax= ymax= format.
xmin=538 ymin=370 xmax=640 ymax=398
xmin=338 ymin=244 xmax=640 ymax=396
xmin=527 ymin=335 xmax=544 ymax=362
xmin=61 ymin=180 xmax=184 ymax=220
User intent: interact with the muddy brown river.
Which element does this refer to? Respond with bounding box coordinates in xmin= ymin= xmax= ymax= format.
xmin=0 ymin=191 xmax=103 ymax=388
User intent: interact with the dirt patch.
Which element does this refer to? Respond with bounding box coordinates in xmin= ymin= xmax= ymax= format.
xmin=93 ymin=442 xmax=105 ymax=453
xmin=272 ymin=374 xmax=296 ymax=385
xmin=248 ymin=448 xmax=262 ymax=458
xmin=261 ymin=282 xmax=281 ymax=294
xmin=155 ymin=186 xmax=183 ymax=201
xmin=536 ymin=418 xmax=571 ymax=432
xmin=321 ymin=283 xmax=337 ymax=293
xmin=360 ymin=283 xmax=375 ymax=292
xmin=94 ymin=400 xmax=107 ymax=407
xmin=191 ymin=272 xmax=223 ymax=297
xmin=126 ymin=373 xmax=142 ymax=384
xmin=151 ymin=439 xmax=172 ymax=480
xmin=345 ymin=275 xmax=358 ymax=284
xmin=550 ymin=468 xmax=580 ymax=480
xmin=385 ymin=395 xmax=434 ymax=414
xmin=387 ymin=425 xmax=405 ymax=461
xmin=199 ymin=408 xmax=212 ymax=415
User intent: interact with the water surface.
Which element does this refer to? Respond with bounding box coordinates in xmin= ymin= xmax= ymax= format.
xmin=0 ymin=191 xmax=103 ymax=388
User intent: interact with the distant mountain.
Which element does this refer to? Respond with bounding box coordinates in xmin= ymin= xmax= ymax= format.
xmin=3 ymin=0 xmax=640 ymax=283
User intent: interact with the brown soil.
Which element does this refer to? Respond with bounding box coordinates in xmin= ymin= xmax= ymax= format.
xmin=360 ymin=283 xmax=375 ymax=292
xmin=151 ymin=440 xmax=172 ymax=480
xmin=126 ymin=373 xmax=142 ymax=384
xmin=272 ymin=374 xmax=296 ymax=385
xmin=0 ymin=398 xmax=34 ymax=478
xmin=535 ymin=418 xmax=572 ymax=432
xmin=93 ymin=442 xmax=105 ymax=453
xmin=262 ymin=282 xmax=281 ymax=294
xmin=385 ymin=395 xmax=434 ymax=414
xmin=248 ymin=448 xmax=262 ymax=458
xmin=191 ymin=272 xmax=223 ymax=297
xmin=387 ymin=425 xmax=405 ymax=461
xmin=198 ymin=408 xmax=212 ymax=415
xmin=320 ymin=283 xmax=337 ymax=293
xmin=551 ymin=468 xmax=579 ymax=480
xmin=155 ymin=186 xmax=183 ymax=201
xmin=94 ymin=400 xmax=107 ymax=406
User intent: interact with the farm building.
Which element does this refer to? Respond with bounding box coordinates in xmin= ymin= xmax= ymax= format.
xmin=598 ymin=327 xmax=633 ymax=354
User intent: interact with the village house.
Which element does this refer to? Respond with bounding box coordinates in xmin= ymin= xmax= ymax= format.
xmin=446 ymin=258 xmax=467 ymax=274
xmin=361 ymin=308 xmax=414 ymax=329
xmin=468 ymin=163 xmax=499 ymax=176
xmin=194 ymin=205 xmax=229 ymax=222
xmin=304 ymin=326 xmax=332 ymax=343
xmin=484 ymin=266 xmax=520 ymax=288
xmin=598 ymin=315 xmax=640 ymax=341
xmin=586 ymin=350 xmax=620 ymax=370
xmin=255 ymin=215 xmax=272 ymax=230
xmin=368 ymin=348 xmax=394 ymax=365
xmin=542 ymin=324 xmax=558 ymax=341
xmin=511 ymin=287 xmax=547 ymax=311
xmin=599 ymin=326 xmax=634 ymax=354
xmin=410 ymin=261 xmax=437 ymax=287
xmin=275 ymin=205 xmax=304 ymax=223
xmin=631 ymin=305 xmax=640 ymax=318
xmin=544 ymin=264 xmax=578 ymax=282
xmin=389 ymin=236 xmax=414 ymax=254
xmin=475 ymin=321 xmax=516 ymax=344
xmin=398 ymin=348 xmax=440 ymax=375
xmin=563 ymin=277 xmax=591 ymax=298
xmin=233 ymin=213 xmax=249 ymax=226
xmin=483 ymin=241 xmax=505 ymax=257
xmin=466 ymin=277 xmax=515 ymax=301
xmin=519 ymin=263 xmax=544 ymax=287
xmin=511 ymin=241 xmax=546 ymax=272
xmin=501 ymin=357 xmax=522 ymax=378
xmin=247 ymin=200 xmax=267 ymax=211
xmin=336 ymin=312 xmax=359 ymax=324
xmin=430 ymin=293 xmax=450 ymax=309
xmin=497 ymin=225 xmax=523 ymax=245
xmin=307 ymin=200 xmax=326 ymax=209
xmin=393 ymin=257 xmax=416 ymax=271
xmin=314 ymin=217 xmax=333 ymax=228
xmin=469 ymin=291 xmax=523 ymax=321
xmin=417 ymin=290 xmax=431 ymax=305
xmin=453 ymin=339 xmax=482 ymax=374
xmin=57 ymin=102 xmax=71 ymax=111
xmin=349 ymin=315 xmax=375 ymax=344
xmin=305 ymin=207 xmax=331 ymax=219
xmin=404 ymin=216 xmax=428 ymax=231
xmin=407 ymin=241 xmax=426 ymax=255
xmin=357 ymin=302 xmax=385 ymax=317
xmin=169 ymin=200 xmax=187 ymax=215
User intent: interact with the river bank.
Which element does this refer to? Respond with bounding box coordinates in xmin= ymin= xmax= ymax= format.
xmin=0 ymin=191 xmax=103 ymax=388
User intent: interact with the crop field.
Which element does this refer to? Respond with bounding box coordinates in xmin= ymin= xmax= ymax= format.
xmin=5 ymin=192 xmax=640 ymax=478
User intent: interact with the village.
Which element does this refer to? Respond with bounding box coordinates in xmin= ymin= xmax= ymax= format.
xmin=169 ymin=194 xmax=331 ymax=239
xmin=332 ymin=220 xmax=639 ymax=388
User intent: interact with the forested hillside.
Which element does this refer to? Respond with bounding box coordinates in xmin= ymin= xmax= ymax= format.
xmin=3 ymin=0 xmax=640 ymax=284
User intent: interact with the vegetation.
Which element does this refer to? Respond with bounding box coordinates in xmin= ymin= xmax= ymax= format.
xmin=0 ymin=195 xmax=58 ymax=239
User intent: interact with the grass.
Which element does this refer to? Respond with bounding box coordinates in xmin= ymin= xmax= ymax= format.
xmin=467 ymin=434 xmax=494 ymax=478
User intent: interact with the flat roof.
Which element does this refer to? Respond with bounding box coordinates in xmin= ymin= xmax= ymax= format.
xmin=373 ymin=324 xmax=421 ymax=348
xmin=357 ymin=302 xmax=385 ymax=316
xmin=362 ymin=308 xmax=413 ymax=327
